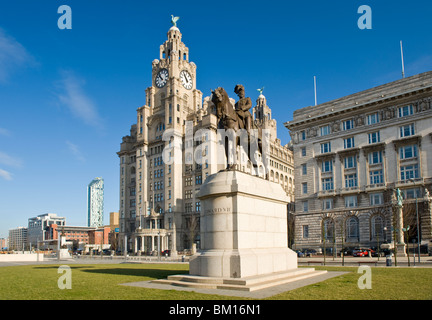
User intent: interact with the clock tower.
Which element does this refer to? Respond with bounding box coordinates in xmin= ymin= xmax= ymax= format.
xmin=140 ymin=22 xmax=203 ymax=136
xmin=131 ymin=19 xmax=203 ymax=256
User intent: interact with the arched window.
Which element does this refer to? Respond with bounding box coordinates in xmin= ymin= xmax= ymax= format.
xmin=371 ymin=215 xmax=384 ymax=240
xmin=323 ymin=218 xmax=334 ymax=241
xmin=346 ymin=217 xmax=359 ymax=241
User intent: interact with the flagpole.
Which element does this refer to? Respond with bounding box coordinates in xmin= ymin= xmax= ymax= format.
xmin=314 ymin=76 xmax=317 ymax=106
xmin=400 ymin=41 xmax=405 ymax=79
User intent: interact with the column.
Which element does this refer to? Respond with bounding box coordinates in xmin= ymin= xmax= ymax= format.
xmin=395 ymin=204 xmax=407 ymax=257
xmin=134 ymin=237 xmax=137 ymax=254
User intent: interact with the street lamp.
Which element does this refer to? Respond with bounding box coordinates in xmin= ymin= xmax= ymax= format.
xmin=408 ymin=178 xmax=421 ymax=264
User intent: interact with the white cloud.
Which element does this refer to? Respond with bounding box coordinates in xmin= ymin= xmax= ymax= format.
xmin=0 ymin=169 xmax=13 ymax=181
xmin=0 ymin=28 xmax=34 ymax=83
xmin=0 ymin=151 xmax=22 ymax=168
xmin=56 ymin=70 xmax=103 ymax=128
xmin=66 ymin=140 xmax=85 ymax=162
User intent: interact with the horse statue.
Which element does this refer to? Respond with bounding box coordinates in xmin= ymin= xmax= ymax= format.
xmin=211 ymin=87 xmax=265 ymax=174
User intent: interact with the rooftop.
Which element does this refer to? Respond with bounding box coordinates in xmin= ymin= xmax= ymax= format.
xmin=285 ymin=71 xmax=432 ymax=128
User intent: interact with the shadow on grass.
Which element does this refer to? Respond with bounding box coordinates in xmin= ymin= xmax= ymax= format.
xmin=81 ymin=268 xmax=189 ymax=280
xmin=32 ymin=265 xmax=96 ymax=270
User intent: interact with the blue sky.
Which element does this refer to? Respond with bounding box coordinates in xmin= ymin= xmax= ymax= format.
xmin=0 ymin=0 xmax=431 ymax=238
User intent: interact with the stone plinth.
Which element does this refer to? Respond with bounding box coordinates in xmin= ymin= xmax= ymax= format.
xmin=189 ymin=170 xmax=297 ymax=278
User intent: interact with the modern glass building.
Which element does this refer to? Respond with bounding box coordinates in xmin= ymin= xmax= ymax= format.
xmin=87 ymin=177 xmax=104 ymax=227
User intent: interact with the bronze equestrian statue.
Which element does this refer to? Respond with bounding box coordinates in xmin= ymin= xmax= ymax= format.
xmin=211 ymin=85 xmax=265 ymax=174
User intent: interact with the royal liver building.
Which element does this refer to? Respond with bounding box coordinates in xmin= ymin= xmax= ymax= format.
xmin=117 ymin=19 xmax=294 ymax=255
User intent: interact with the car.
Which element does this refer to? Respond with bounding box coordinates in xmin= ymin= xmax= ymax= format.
xmin=303 ymin=249 xmax=317 ymax=257
xmin=296 ymin=250 xmax=305 ymax=257
xmin=353 ymin=248 xmax=375 ymax=257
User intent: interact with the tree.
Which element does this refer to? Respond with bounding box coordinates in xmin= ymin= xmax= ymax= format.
xmin=184 ymin=213 xmax=200 ymax=251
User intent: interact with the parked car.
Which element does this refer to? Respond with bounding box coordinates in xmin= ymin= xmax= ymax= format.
xmin=303 ymin=249 xmax=318 ymax=257
xmin=296 ymin=250 xmax=305 ymax=257
xmin=353 ymin=248 xmax=375 ymax=257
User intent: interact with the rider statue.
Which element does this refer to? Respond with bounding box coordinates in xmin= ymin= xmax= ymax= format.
xmin=234 ymin=84 xmax=253 ymax=135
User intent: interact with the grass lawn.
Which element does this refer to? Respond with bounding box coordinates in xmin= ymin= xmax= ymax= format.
xmin=0 ymin=263 xmax=431 ymax=300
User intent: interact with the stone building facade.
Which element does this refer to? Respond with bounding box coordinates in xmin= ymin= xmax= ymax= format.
xmin=285 ymin=71 xmax=432 ymax=253
xmin=117 ymin=22 xmax=294 ymax=255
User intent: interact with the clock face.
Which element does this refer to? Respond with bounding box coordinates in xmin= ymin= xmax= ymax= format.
xmin=180 ymin=70 xmax=193 ymax=90
xmin=155 ymin=69 xmax=169 ymax=88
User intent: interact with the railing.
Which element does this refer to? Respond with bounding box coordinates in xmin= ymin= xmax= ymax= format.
xmin=365 ymin=183 xmax=387 ymax=191
xmin=396 ymin=178 xmax=424 ymax=186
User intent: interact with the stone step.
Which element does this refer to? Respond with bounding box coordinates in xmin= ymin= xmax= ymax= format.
xmin=152 ymin=268 xmax=328 ymax=292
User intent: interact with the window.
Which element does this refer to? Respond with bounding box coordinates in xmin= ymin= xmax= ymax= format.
xmin=302 ymin=182 xmax=308 ymax=194
xmin=343 ymin=119 xmax=354 ymax=131
xmin=369 ymin=169 xmax=384 ymax=184
xmin=323 ymin=219 xmax=334 ymax=240
xmin=400 ymin=124 xmax=415 ymax=138
xmin=367 ymin=112 xmax=380 ymax=125
xmin=195 ymin=175 xmax=202 ymax=185
xmin=370 ymin=193 xmax=383 ymax=205
xmin=371 ymin=216 xmax=384 ymax=239
xmin=322 ymin=160 xmax=333 ymax=173
xmin=346 ymin=217 xmax=359 ymax=239
xmin=368 ymin=151 xmax=382 ymax=164
xmin=344 ymin=156 xmax=357 ymax=169
xmin=400 ymin=164 xmax=419 ymax=180
xmin=368 ymin=131 xmax=380 ymax=144
xmin=399 ymin=145 xmax=418 ymax=159
xmin=322 ymin=177 xmax=334 ymax=191
xmin=345 ymin=173 xmax=358 ymax=188
xmin=404 ymin=188 xmax=421 ymax=199
xmin=303 ymin=225 xmax=309 ymax=238
xmin=321 ymin=142 xmax=331 ymax=153
xmin=301 ymin=147 xmax=306 ymax=157
xmin=322 ymin=198 xmax=333 ymax=210
xmin=185 ymin=203 xmax=193 ymax=213
xmin=303 ymin=201 xmax=308 ymax=212
xmin=344 ymin=137 xmax=355 ymax=149
xmin=300 ymin=130 xmax=306 ymax=141
xmin=185 ymin=190 xmax=193 ymax=199
xmin=320 ymin=125 xmax=330 ymax=136
xmin=398 ymin=105 xmax=414 ymax=118
xmin=302 ymin=164 xmax=307 ymax=175
xmin=345 ymin=195 xmax=358 ymax=208
xmin=195 ymin=201 xmax=201 ymax=212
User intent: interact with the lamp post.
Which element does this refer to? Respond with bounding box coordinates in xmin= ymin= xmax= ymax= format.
xmin=408 ymin=178 xmax=421 ymax=264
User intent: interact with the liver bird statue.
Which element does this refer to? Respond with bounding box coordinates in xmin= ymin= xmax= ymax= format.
xmin=257 ymin=87 xmax=264 ymax=96
xmin=171 ymin=15 xmax=180 ymax=27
